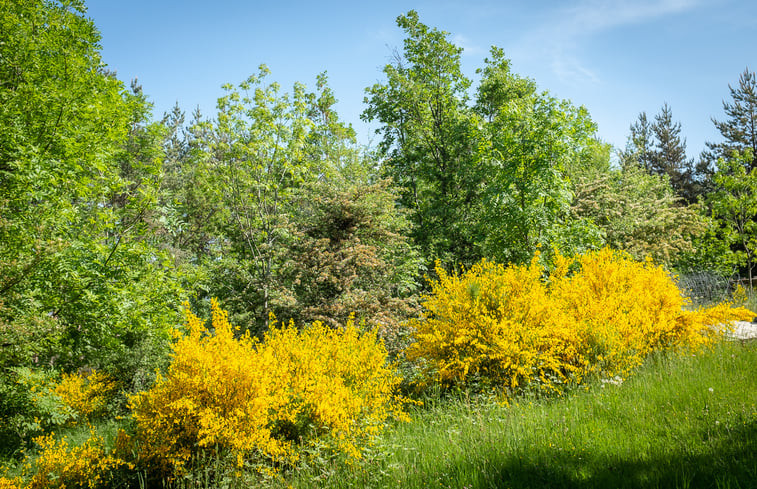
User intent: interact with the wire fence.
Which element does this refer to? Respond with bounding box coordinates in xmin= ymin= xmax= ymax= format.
xmin=676 ymin=270 xmax=734 ymax=306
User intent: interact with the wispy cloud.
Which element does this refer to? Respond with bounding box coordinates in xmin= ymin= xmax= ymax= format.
xmin=551 ymin=56 xmax=601 ymax=85
xmin=514 ymin=0 xmax=702 ymax=86
xmin=561 ymin=0 xmax=700 ymax=35
xmin=451 ymin=33 xmax=485 ymax=56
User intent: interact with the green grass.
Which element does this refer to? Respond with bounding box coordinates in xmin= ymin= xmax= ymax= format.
xmin=745 ymin=290 xmax=757 ymax=315
xmin=278 ymin=340 xmax=757 ymax=489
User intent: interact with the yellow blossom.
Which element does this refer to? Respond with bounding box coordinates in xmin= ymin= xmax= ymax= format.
xmin=408 ymin=248 xmax=754 ymax=396
xmin=129 ymin=299 xmax=409 ymax=480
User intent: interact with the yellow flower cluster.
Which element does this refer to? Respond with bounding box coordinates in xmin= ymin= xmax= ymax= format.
xmin=0 ymin=477 xmax=22 ymax=489
xmin=11 ymin=367 xmax=117 ymax=437
xmin=20 ymin=431 xmax=130 ymax=489
xmin=129 ymin=299 xmax=407 ymax=478
xmin=408 ymin=248 xmax=753 ymax=393
xmin=54 ymin=370 xmax=117 ymax=419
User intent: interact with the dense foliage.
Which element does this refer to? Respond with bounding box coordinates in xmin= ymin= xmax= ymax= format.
xmin=707 ymin=151 xmax=757 ymax=286
xmin=284 ymin=178 xmax=421 ymax=342
xmin=363 ymin=13 xmax=602 ymax=268
xmin=11 ymin=431 xmax=129 ymax=489
xmin=0 ymin=1 xmax=184 ymax=437
xmin=570 ymin=156 xmax=706 ymax=264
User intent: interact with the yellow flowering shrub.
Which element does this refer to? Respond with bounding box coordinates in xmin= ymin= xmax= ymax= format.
xmin=262 ymin=316 xmax=410 ymax=458
xmin=129 ymin=299 xmax=408 ymax=479
xmin=20 ymin=431 xmax=130 ymax=489
xmin=54 ymin=370 xmax=117 ymax=419
xmin=6 ymin=367 xmax=117 ymax=449
xmin=0 ymin=477 xmax=23 ymax=489
xmin=408 ymin=248 xmax=754 ymax=394
xmin=408 ymin=254 xmax=581 ymax=391
xmin=550 ymin=250 xmax=751 ymax=370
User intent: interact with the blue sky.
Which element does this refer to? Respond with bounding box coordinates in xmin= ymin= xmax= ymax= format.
xmin=86 ymin=0 xmax=756 ymax=158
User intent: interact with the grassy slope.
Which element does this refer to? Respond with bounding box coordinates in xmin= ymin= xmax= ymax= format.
xmin=283 ymin=340 xmax=757 ymax=489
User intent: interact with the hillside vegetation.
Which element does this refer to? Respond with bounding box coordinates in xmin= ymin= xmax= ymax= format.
xmin=2 ymin=2 xmax=757 ymax=488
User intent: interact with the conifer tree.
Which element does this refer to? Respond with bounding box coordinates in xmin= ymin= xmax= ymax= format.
xmin=652 ymin=103 xmax=695 ymax=201
xmin=704 ymin=68 xmax=757 ymax=172
xmin=621 ymin=112 xmax=655 ymax=171
xmin=622 ymin=105 xmax=696 ymax=201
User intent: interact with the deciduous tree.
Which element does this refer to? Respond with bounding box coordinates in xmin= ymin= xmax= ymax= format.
xmin=571 ymin=150 xmax=705 ymax=265
xmin=364 ymin=12 xmax=604 ymax=267
xmin=362 ymin=10 xmax=479 ymax=267
xmin=474 ymin=47 xmax=601 ymax=264
xmin=0 ymin=0 xmax=183 ymax=378
xmin=708 ymin=151 xmax=757 ymax=289
xmin=189 ymin=67 xmax=315 ymax=333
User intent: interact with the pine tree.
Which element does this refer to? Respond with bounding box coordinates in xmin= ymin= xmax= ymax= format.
xmin=621 ymin=112 xmax=655 ymax=172
xmin=652 ymin=103 xmax=695 ymax=201
xmin=622 ymin=105 xmax=696 ymax=201
xmin=705 ymin=68 xmax=757 ymax=170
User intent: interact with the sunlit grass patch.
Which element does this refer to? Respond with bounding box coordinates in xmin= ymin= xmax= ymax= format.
xmin=278 ymin=339 xmax=757 ymax=489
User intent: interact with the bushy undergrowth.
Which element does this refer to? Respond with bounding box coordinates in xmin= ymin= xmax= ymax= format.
xmin=0 ymin=368 xmax=118 ymax=455
xmin=408 ymin=248 xmax=753 ymax=395
xmin=14 ymin=431 xmax=129 ymax=489
xmin=127 ymin=300 xmax=409 ymax=482
xmin=54 ymin=371 xmax=118 ymax=420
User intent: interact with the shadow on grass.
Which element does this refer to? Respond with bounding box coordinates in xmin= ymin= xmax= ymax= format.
xmin=433 ymin=422 xmax=757 ymax=489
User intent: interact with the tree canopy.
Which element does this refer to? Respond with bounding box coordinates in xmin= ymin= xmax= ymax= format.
xmin=0 ymin=0 xmax=183 ymax=382
xmin=364 ymin=11 xmax=604 ymax=268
